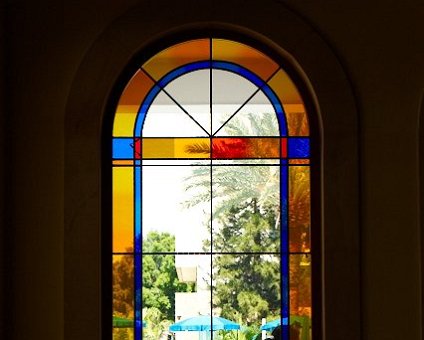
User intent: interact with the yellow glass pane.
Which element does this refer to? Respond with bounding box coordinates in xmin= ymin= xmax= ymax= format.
xmin=268 ymin=69 xmax=309 ymax=136
xmin=290 ymin=255 xmax=312 ymax=339
xmin=113 ymin=70 xmax=154 ymax=137
xmin=142 ymin=138 xmax=210 ymax=158
xmin=113 ymin=167 xmax=133 ymax=252
xmin=113 ymin=328 xmax=133 ymax=340
xmin=113 ymin=255 xmax=134 ymax=321
xmin=289 ymin=166 xmax=310 ymax=253
xmin=142 ymin=39 xmax=210 ymax=80
xmin=213 ymin=39 xmax=278 ymax=80
xmin=113 ymin=107 xmax=138 ymax=137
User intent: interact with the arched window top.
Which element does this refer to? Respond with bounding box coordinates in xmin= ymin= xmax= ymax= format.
xmin=112 ymin=38 xmax=309 ymax=140
xmin=111 ymin=37 xmax=314 ymax=340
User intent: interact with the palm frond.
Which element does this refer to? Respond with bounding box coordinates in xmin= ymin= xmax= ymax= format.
xmin=184 ymin=142 xmax=210 ymax=154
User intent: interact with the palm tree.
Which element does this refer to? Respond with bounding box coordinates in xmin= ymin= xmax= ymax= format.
xmin=184 ymin=112 xmax=281 ymax=216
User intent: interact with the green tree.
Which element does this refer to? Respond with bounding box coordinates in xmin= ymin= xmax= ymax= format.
xmin=142 ymin=307 xmax=173 ymax=340
xmin=211 ymin=202 xmax=280 ymax=325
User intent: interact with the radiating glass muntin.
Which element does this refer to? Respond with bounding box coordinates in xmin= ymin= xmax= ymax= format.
xmin=111 ymin=38 xmax=312 ymax=340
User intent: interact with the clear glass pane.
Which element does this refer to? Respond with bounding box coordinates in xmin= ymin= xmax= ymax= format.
xmin=212 ymin=165 xmax=280 ymax=253
xmin=142 ymin=159 xmax=211 ymax=166
xmin=212 ymin=254 xmax=281 ymax=335
xmin=215 ymin=90 xmax=279 ymax=137
xmin=212 ymin=159 xmax=280 ymax=166
xmin=142 ymin=91 xmax=209 ymax=137
xmin=212 ymin=69 xmax=258 ymax=134
xmin=142 ymin=166 xmax=211 ymax=253
xmin=164 ymin=69 xmax=211 ymax=134
xmin=142 ymin=254 xmax=211 ymax=340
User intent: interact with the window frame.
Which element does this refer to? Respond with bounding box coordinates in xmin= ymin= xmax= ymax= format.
xmin=105 ymin=31 xmax=322 ymax=340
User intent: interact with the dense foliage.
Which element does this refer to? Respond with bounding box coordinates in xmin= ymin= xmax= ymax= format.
xmin=207 ymin=201 xmax=281 ymax=325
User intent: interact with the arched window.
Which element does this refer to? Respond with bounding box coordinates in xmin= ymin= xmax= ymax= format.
xmin=111 ymin=37 xmax=316 ymax=340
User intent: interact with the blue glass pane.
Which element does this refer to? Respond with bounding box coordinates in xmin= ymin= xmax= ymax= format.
xmin=158 ymin=61 xmax=211 ymax=88
xmin=135 ymin=84 xmax=161 ymax=137
xmin=280 ymin=165 xmax=288 ymax=253
xmin=212 ymin=61 xmax=265 ymax=88
xmin=113 ymin=138 xmax=134 ymax=159
xmin=281 ymin=252 xmax=289 ymax=340
xmin=288 ymin=138 xmax=310 ymax=158
xmin=261 ymin=85 xmax=286 ymax=136
xmin=135 ymin=167 xmax=141 ymax=253
xmin=135 ymin=254 xmax=142 ymax=340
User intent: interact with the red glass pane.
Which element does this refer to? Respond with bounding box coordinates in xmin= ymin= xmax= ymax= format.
xmin=212 ymin=137 xmax=280 ymax=159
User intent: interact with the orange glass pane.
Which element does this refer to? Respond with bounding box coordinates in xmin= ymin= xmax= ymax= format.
xmin=268 ymin=69 xmax=309 ymax=136
xmin=212 ymin=39 xmax=278 ymax=80
xmin=289 ymin=255 xmax=312 ymax=339
xmin=113 ymin=70 xmax=155 ymax=137
xmin=141 ymin=138 xmax=210 ymax=159
xmin=290 ymin=255 xmax=312 ymax=339
xmin=113 ymin=255 xmax=134 ymax=319
xmin=142 ymin=39 xmax=210 ymax=81
xmin=289 ymin=166 xmax=311 ymax=253
xmin=112 ymin=160 xmax=134 ymax=166
xmin=212 ymin=137 xmax=280 ymax=159
xmin=289 ymin=159 xmax=310 ymax=165
xmin=113 ymin=167 xmax=133 ymax=252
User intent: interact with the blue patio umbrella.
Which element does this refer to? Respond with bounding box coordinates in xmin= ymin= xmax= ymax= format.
xmin=260 ymin=318 xmax=289 ymax=331
xmin=169 ymin=315 xmax=240 ymax=332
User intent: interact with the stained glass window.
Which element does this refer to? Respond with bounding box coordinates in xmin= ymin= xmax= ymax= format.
xmin=111 ymin=38 xmax=313 ymax=340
